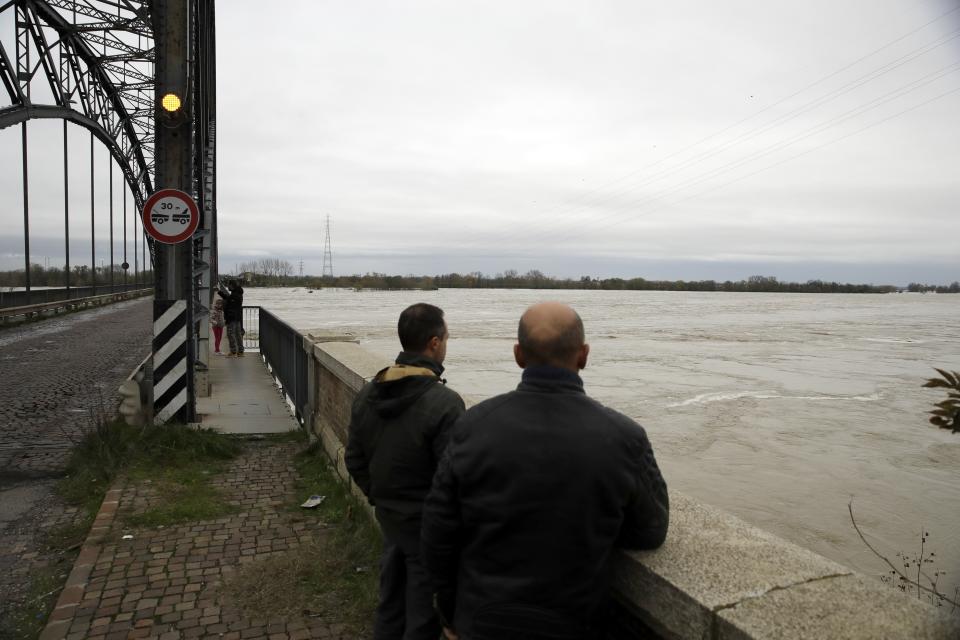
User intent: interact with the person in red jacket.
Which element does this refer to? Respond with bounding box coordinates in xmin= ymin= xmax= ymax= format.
xmin=421 ymin=302 xmax=669 ymax=640
xmin=210 ymin=296 xmax=225 ymax=354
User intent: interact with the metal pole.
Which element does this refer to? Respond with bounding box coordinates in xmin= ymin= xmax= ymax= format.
xmin=123 ymin=180 xmax=128 ymax=287
xmin=22 ymin=123 xmax=30 ymax=303
xmin=153 ymin=0 xmax=196 ymax=422
xmin=64 ymin=121 xmax=70 ymax=297
xmin=109 ymin=159 xmax=114 ymax=291
xmin=133 ymin=185 xmax=139 ymax=284
xmin=90 ymin=132 xmax=95 ymax=293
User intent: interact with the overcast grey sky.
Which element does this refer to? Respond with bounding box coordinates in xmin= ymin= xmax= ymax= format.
xmin=2 ymin=0 xmax=959 ymax=283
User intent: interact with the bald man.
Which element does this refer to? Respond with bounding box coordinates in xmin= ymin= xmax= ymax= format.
xmin=421 ymin=303 xmax=669 ymax=640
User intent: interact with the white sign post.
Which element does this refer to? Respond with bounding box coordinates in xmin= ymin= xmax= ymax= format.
xmin=142 ymin=188 xmax=200 ymax=244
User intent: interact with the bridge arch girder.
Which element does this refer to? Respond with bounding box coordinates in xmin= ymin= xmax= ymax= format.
xmin=0 ymin=103 xmax=149 ymax=211
xmin=0 ymin=0 xmax=155 ymax=207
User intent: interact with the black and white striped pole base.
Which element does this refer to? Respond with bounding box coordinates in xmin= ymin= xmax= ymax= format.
xmin=153 ymin=300 xmax=188 ymax=424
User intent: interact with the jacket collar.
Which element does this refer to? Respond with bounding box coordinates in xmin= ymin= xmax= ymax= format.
xmin=518 ymin=365 xmax=585 ymax=394
xmin=396 ymin=351 xmax=445 ymax=377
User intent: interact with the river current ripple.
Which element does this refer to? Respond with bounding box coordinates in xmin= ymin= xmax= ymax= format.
xmin=246 ymin=287 xmax=960 ymax=595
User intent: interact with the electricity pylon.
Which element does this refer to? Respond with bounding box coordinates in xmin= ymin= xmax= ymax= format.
xmin=322 ymin=215 xmax=334 ymax=279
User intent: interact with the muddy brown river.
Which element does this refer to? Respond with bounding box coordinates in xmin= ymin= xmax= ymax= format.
xmin=246 ymin=287 xmax=960 ymax=597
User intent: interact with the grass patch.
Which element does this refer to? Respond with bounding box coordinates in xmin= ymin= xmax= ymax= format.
xmin=221 ymin=442 xmax=381 ymax=633
xmin=10 ymin=410 xmax=243 ymax=637
xmin=57 ymin=418 xmax=141 ymax=515
xmin=58 ymin=418 xmax=244 ymax=529
xmin=123 ymin=463 xmax=237 ymax=528
xmin=42 ymin=515 xmax=96 ymax=552
xmin=0 ymin=564 xmax=69 ymax=640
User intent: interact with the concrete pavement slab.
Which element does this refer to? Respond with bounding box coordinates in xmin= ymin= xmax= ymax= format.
xmin=198 ymin=353 xmax=300 ymax=435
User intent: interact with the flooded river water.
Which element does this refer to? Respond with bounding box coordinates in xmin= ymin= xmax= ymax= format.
xmin=245 ymin=287 xmax=960 ymax=595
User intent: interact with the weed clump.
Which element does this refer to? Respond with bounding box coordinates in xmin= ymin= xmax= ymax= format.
xmin=220 ymin=442 xmax=380 ymax=634
xmin=59 ymin=418 xmax=243 ymax=518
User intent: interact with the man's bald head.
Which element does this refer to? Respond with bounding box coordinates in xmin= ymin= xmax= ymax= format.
xmin=515 ymin=302 xmax=589 ymax=371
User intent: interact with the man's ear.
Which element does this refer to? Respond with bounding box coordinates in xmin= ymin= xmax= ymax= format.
xmin=513 ymin=343 xmax=526 ymax=369
xmin=577 ymin=343 xmax=589 ymax=370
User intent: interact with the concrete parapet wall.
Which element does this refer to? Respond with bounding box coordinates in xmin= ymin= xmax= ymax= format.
xmin=300 ymin=335 xmax=959 ymax=640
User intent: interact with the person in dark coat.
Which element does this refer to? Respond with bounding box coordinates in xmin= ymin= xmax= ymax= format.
xmin=218 ymin=280 xmax=244 ymax=356
xmin=421 ymin=302 xmax=669 ymax=640
xmin=345 ymin=303 xmax=466 ymax=640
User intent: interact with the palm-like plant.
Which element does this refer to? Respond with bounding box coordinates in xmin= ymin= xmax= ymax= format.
xmin=923 ymin=369 xmax=960 ymax=434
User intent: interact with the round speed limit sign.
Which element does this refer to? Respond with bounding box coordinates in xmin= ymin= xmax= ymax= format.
xmin=142 ymin=188 xmax=200 ymax=244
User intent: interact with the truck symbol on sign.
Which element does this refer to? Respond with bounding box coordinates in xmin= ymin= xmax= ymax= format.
xmin=171 ymin=210 xmax=190 ymax=224
xmin=151 ymin=212 xmax=169 ymax=224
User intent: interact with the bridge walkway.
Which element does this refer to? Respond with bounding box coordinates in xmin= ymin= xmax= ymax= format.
xmin=197 ymin=351 xmax=299 ymax=435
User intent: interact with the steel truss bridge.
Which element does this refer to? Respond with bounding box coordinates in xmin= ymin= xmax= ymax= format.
xmin=2 ymin=0 xmax=218 ymax=421
xmin=0 ymin=0 xmax=216 ymax=296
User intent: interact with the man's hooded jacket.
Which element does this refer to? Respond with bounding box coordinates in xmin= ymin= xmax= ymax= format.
xmin=219 ymin=284 xmax=244 ymax=323
xmin=345 ymin=352 xmax=465 ymax=553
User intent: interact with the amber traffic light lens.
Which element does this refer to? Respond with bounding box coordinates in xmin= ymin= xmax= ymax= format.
xmin=161 ymin=93 xmax=182 ymax=112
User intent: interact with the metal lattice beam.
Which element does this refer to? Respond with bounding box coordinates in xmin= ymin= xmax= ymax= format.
xmin=0 ymin=0 xmax=155 ymax=209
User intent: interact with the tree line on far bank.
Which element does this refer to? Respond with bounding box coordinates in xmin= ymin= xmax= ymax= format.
xmin=0 ymin=263 xmax=154 ymax=288
xmin=3 ymin=263 xmax=956 ymax=294
xmin=227 ymin=268 xmax=959 ymax=294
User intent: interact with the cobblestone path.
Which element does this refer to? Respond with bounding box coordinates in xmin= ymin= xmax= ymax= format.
xmin=43 ymin=442 xmax=359 ymax=640
xmin=0 ymin=297 xmax=153 ymax=478
xmin=0 ymin=298 xmax=153 ymax=634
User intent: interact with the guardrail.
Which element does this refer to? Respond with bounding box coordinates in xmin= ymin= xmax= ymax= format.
xmin=0 ymin=283 xmax=148 ymax=308
xmin=242 ymin=306 xmax=260 ymax=350
xmin=254 ymin=306 xmax=308 ymax=425
xmin=0 ymin=288 xmax=153 ymax=325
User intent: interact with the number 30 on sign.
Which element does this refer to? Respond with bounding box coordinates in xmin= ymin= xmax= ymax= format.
xmin=142 ymin=189 xmax=200 ymax=244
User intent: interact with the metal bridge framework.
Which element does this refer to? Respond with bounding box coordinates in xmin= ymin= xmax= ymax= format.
xmin=1 ymin=0 xmax=218 ymax=422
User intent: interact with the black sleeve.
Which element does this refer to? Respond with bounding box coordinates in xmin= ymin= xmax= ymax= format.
xmin=618 ymin=426 xmax=669 ymax=550
xmin=421 ymin=438 xmax=462 ymax=625
xmin=430 ymin=392 xmax=466 ymax=465
xmin=344 ymin=392 xmax=372 ymax=500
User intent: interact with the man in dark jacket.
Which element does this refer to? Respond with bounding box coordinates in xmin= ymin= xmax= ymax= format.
xmin=217 ymin=280 xmax=244 ymax=356
xmin=345 ymin=303 xmax=466 ymax=640
xmin=421 ymin=302 xmax=669 ymax=640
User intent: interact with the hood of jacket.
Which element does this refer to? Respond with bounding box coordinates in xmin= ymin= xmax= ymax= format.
xmin=368 ymin=352 xmax=444 ymax=418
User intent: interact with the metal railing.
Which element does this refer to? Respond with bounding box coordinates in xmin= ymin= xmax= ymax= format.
xmin=242 ymin=306 xmax=260 ymax=350
xmin=251 ymin=306 xmax=308 ymax=425
xmin=0 ymin=288 xmax=153 ymax=324
xmin=0 ymin=283 xmax=149 ymax=308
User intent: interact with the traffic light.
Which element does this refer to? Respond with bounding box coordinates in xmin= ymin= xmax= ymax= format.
xmin=158 ymin=89 xmax=188 ymax=127
xmin=161 ymin=92 xmax=182 ymax=113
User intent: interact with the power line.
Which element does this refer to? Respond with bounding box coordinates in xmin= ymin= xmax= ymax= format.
xmin=468 ymin=27 xmax=960 ymax=251
xmin=518 ymin=80 xmax=960 ymax=252
xmin=451 ymin=8 xmax=960 ymax=254
xmin=574 ymin=62 xmax=960 ymax=236
xmin=506 ymin=4 xmax=959 ymax=235
xmin=585 ymin=85 xmax=960 ymax=244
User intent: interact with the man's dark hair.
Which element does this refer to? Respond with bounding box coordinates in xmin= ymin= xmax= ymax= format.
xmin=518 ymin=311 xmax=584 ymax=367
xmin=398 ymin=303 xmax=446 ymax=352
